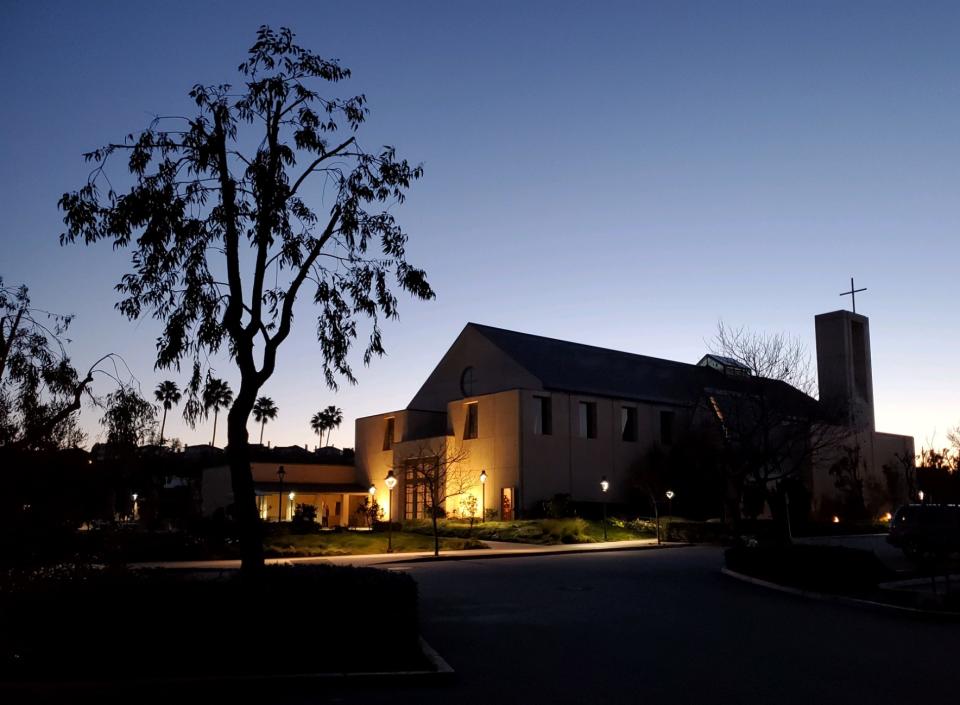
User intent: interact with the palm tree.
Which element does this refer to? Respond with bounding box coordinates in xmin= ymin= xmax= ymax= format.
xmin=203 ymin=377 xmax=233 ymax=447
xmin=322 ymin=405 xmax=343 ymax=446
xmin=154 ymin=380 xmax=181 ymax=445
xmin=252 ymin=396 xmax=278 ymax=445
xmin=311 ymin=405 xmax=344 ymax=447
xmin=310 ymin=409 xmax=328 ymax=445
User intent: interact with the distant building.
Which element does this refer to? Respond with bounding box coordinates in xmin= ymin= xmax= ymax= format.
xmin=356 ymin=311 xmax=914 ymax=521
xmin=201 ymin=444 xmax=368 ymax=526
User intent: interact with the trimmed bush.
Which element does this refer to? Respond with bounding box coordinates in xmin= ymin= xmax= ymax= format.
xmin=725 ymin=544 xmax=893 ymax=594
xmin=0 ymin=563 xmax=423 ymax=682
xmin=666 ymin=520 xmax=734 ymax=544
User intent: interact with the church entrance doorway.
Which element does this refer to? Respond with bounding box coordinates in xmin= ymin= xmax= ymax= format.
xmin=500 ymin=487 xmax=514 ymax=521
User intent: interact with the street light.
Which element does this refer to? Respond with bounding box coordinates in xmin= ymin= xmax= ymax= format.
xmin=600 ymin=476 xmax=609 ymax=541
xmin=288 ymin=491 xmax=296 ymax=520
xmin=132 ymin=493 xmax=139 ymax=522
xmin=665 ymin=490 xmax=675 ymax=519
xmin=385 ymin=470 xmax=398 ymax=553
xmin=277 ymin=466 xmax=286 ymax=522
xmin=479 ymin=470 xmax=487 ymax=523
xmin=918 ymin=490 xmax=925 ymax=503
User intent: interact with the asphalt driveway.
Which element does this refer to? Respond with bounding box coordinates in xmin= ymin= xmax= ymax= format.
xmin=221 ymin=546 xmax=958 ymax=704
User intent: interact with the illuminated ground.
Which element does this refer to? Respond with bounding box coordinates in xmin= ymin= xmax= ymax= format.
xmin=284 ymin=546 xmax=957 ymax=704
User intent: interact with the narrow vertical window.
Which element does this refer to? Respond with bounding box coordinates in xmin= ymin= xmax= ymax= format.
xmin=383 ymin=417 xmax=395 ymax=450
xmin=660 ymin=410 xmax=675 ymax=445
xmin=621 ymin=406 xmax=638 ymax=442
xmin=464 ymin=402 xmax=479 ymax=439
xmin=534 ymin=395 xmax=552 ymax=435
xmin=578 ymin=401 xmax=597 ymax=439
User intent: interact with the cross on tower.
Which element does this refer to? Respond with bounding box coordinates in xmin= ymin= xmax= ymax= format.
xmin=839 ymin=277 xmax=867 ymax=313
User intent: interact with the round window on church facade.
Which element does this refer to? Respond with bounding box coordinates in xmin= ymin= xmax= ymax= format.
xmin=460 ymin=366 xmax=476 ymax=397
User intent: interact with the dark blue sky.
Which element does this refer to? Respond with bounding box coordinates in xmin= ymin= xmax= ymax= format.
xmin=2 ymin=1 xmax=958 ymax=448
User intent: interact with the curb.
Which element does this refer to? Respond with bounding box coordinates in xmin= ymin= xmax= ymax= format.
xmin=381 ymin=541 xmax=680 ymax=565
xmin=0 ymin=637 xmax=455 ymax=694
xmin=720 ymin=567 xmax=960 ymax=620
xmin=131 ymin=541 xmax=681 ymax=571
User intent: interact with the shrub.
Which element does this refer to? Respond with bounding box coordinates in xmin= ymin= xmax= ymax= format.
xmin=665 ymin=520 xmax=734 ymax=544
xmin=0 ymin=564 xmax=422 ymax=681
xmin=541 ymin=518 xmax=591 ymax=543
xmin=544 ymin=493 xmax=574 ymax=519
xmin=291 ymin=503 xmax=318 ymax=533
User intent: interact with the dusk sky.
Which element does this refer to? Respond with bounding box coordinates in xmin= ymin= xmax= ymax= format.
xmin=2 ymin=0 xmax=958 ymax=451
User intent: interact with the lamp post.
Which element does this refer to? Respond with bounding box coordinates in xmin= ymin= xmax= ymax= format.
xmin=479 ymin=470 xmax=487 ymax=523
xmin=132 ymin=493 xmax=139 ymax=522
xmin=600 ymin=476 xmax=610 ymax=541
xmin=385 ymin=470 xmax=398 ymax=553
xmin=918 ymin=490 xmax=925 ymax=504
xmin=665 ymin=490 xmax=673 ymax=538
xmin=277 ymin=466 xmax=286 ymax=522
xmin=288 ymin=491 xmax=296 ymax=521
xmin=368 ymin=485 xmax=376 ymax=528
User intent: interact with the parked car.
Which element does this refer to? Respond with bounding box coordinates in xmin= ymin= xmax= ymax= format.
xmin=887 ymin=504 xmax=960 ymax=558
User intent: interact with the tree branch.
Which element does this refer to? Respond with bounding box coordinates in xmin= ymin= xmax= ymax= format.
xmin=258 ymin=205 xmax=341 ymax=384
xmin=289 ymin=137 xmax=355 ymax=197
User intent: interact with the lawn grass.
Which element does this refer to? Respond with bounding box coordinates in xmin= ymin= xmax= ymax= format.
xmin=404 ymin=517 xmax=657 ymax=545
xmin=264 ymin=530 xmax=487 ymax=557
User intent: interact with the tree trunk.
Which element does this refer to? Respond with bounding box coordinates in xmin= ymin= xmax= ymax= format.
xmin=227 ymin=385 xmax=263 ymax=573
xmin=160 ymin=406 xmax=168 ymax=445
xmin=259 ymin=420 xmax=265 ymax=445
xmin=211 ymin=408 xmax=219 ymax=447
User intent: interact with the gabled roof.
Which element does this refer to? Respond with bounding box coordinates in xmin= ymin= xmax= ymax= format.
xmin=465 ymin=322 xmax=816 ymax=410
xmin=698 ymin=354 xmax=752 ymax=372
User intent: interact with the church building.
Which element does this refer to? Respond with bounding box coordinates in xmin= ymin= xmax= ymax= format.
xmin=356 ymin=310 xmax=914 ymax=522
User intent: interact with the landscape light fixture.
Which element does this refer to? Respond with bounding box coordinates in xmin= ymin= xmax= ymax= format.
xmin=918 ymin=490 xmax=925 ymax=502
xmin=385 ymin=470 xmax=398 ymax=552
xmin=665 ymin=490 xmax=674 ymax=519
xmin=480 ymin=470 xmax=487 ymax=523
xmin=288 ymin=491 xmax=295 ymax=501
xmin=600 ymin=476 xmax=609 ymax=541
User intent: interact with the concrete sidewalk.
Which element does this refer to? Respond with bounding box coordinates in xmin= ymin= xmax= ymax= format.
xmin=133 ymin=538 xmax=669 ymax=570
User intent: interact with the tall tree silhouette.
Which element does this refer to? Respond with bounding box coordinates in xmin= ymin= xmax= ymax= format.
xmin=322 ymin=405 xmax=343 ymax=446
xmin=60 ymin=27 xmax=433 ymax=571
xmin=1 ymin=277 xmax=120 ymax=449
xmin=252 ymin=396 xmax=277 ymax=445
xmin=310 ymin=409 xmax=329 ymax=445
xmin=203 ymin=378 xmax=233 ymax=447
xmin=310 ymin=405 xmax=343 ymax=446
xmin=154 ymin=380 xmax=181 ymax=444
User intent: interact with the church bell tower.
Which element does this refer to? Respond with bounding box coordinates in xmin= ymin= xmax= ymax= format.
xmin=814 ymin=310 xmax=875 ymax=431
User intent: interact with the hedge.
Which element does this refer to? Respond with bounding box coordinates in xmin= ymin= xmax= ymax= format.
xmin=725 ymin=544 xmax=892 ymax=594
xmin=0 ymin=563 xmax=423 ymax=682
